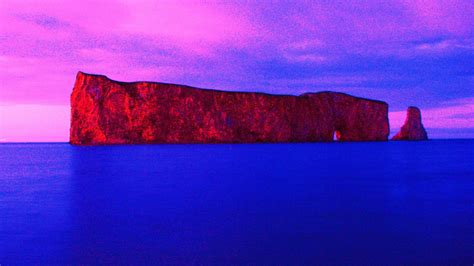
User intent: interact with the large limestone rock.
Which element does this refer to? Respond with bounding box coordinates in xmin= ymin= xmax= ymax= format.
xmin=392 ymin=107 xmax=428 ymax=141
xmin=70 ymin=72 xmax=390 ymax=145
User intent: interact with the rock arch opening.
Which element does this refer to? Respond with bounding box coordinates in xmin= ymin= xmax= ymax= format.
xmin=333 ymin=130 xmax=342 ymax=141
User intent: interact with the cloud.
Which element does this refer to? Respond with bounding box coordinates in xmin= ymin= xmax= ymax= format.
xmin=1 ymin=0 xmax=258 ymax=55
xmin=414 ymin=38 xmax=474 ymax=53
xmin=117 ymin=1 xmax=257 ymax=45
xmin=278 ymin=39 xmax=329 ymax=63
xmin=281 ymin=40 xmax=324 ymax=51
xmin=16 ymin=14 xmax=71 ymax=29
xmin=398 ymin=0 xmax=474 ymax=36
xmin=283 ymin=54 xmax=328 ymax=64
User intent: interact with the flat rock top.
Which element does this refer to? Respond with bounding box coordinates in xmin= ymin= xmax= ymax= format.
xmin=74 ymin=72 xmax=388 ymax=104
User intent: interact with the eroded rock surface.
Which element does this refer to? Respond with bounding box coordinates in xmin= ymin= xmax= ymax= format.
xmin=70 ymin=72 xmax=390 ymax=144
xmin=392 ymin=107 xmax=428 ymax=141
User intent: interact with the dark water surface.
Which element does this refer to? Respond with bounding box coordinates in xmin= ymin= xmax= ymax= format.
xmin=1 ymin=141 xmax=473 ymax=265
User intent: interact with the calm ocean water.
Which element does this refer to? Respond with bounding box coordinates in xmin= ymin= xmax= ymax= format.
xmin=0 ymin=141 xmax=473 ymax=265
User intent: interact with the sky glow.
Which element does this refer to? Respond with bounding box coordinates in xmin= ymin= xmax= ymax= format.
xmin=0 ymin=0 xmax=473 ymax=141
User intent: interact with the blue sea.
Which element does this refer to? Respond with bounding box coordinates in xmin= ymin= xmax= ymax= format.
xmin=1 ymin=141 xmax=473 ymax=265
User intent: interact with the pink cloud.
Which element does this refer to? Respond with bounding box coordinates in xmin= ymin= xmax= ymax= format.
xmin=399 ymin=0 xmax=474 ymax=36
xmin=1 ymin=0 xmax=258 ymax=56
xmin=0 ymin=0 xmax=128 ymax=32
xmin=116 ymin=2 xmax=257 ymax=46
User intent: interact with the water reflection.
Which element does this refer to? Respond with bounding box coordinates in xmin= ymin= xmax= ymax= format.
xmin=0 ymin=143 xmax=73 ymax=263
xmin=1 ymin=141 xmax=473 ymax=264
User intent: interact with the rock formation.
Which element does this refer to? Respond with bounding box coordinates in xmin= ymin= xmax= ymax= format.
xmin=70 ymin=72 xmax=390 ymax=145
xmin=392 ymin=107 xmax=428 ymax=141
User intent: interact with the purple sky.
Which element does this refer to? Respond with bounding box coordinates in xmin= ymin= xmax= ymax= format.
xmin=0 ymin=0 xmax=473 ymax=141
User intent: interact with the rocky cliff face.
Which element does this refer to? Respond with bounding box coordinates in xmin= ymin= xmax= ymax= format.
xmin=70 ymin=72 xmax=390 ymax=145
xmin=392 ymin=107 xmax=428 ymax=141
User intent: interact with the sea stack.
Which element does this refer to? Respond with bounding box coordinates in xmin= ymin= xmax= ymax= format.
xmin=392 ymin=107 xmax=428 ymax=141
xmin=70 ymin=72 xmax=390 ymax=145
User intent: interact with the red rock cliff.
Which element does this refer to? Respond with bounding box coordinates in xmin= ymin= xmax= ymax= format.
xmin=70 ymin=72 xmax=389 ymax=144
xmin=392 ymin=107 xmax=428 ymax=141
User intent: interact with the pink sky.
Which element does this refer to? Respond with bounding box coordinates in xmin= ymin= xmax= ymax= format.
xmin=0 ymin=0 xmax=473 ymax=141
